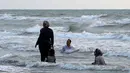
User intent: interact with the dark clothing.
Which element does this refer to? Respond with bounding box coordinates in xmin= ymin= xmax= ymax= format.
xmin=94 ymin=49 xmax=103 ymax=57
xmin=46 ymin=48 xmax=56 ymax=63
xmin=38 ymin=44 xmax=51 ymax=61
xmin=48 ymin=48 xmax=55 ymax=56
xmin=36 ymin=27 xmax=54 ymax=62
xmin=92 ymin=49 xmax=106 ymax=65
xmin=36 ymin=27 xmax=54 ymax=46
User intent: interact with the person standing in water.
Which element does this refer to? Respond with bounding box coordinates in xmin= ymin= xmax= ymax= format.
xmin=35 ymin=21 xmax=54 ymax=62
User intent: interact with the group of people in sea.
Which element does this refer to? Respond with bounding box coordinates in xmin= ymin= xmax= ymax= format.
xmin=35 ymin=21 xmax=106 ymax=65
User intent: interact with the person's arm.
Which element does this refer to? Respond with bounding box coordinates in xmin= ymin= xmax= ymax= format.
xmin=35 ymin=30 xmax=42 ymax=48
xmin=92 ymin=57 xmax=96 ymax=65
xmin=35 ymin=35 xmax=40 ymax=48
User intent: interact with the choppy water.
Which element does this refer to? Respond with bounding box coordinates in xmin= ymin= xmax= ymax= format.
xmin=0 ymin=9 xmax=130 ymax=73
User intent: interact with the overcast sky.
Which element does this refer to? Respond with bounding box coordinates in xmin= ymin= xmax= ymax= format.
xmin=0 ymin=0 xmax=130 ymax=9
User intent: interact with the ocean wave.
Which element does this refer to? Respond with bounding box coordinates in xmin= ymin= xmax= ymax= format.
xmin=0 ymin=30 xmax=16 ymax=36
xmin=90 ymin=18 xmax=130 ymax=28
xmin=0 ymin=54 xmax=26 ymax=66
xmin=69 ymin=18 xmax=130 ymax=28
xmin=26 ymin=61 xmax=58 ymax=67
xmin=56 ymin=32 xmax=130 ymax=40
xmin=26 ymin=62 xmax=129 ymax=71
xmin=0 ymin=53 xmax=130 ymax=71
xmin=0 ymin=65 xmax=29 ymax=73
xmin=88 ymin=20 xmax=107 ymax=27
xmin=0 ymin=54 xmax=130 ymax=71
xmin=23 ymin=25 xmax=130 ymax=40
xmin=0 ymin=13 xmax=39 ymax=20
xmin=25 ymin=25 xmax=69 ymax=33
xmin=16 ymin=48 xmax=38 ymax=52
xmin=0 ymin=57 xmax=57 ymax=68
xmin=1 ymin=13 xmax=130 ymax=31
xmin=0 ymin=13 xmax=107 ymax=21
xmin=25 ymin=24 xmax=41 ymax=33
xmin=81 ymin=14 xmax=108 ymax=19
xmin=59 ymin=63 xmax=128 ymax=71
xmin=0 ymin=13 xmax=72 ymax=20
xmin=105 ymin=49 xmax=130 ymax=58
xmin=52 ymin=27 xmax=69 ymax=32
xmin=2 ymin=25 xmax=130 ymax=41
xmin=0 ymin=54 xmax=16 ymax=59
xmin=111 ymin=18 xmax=130 ymax=25
xmin=87 ymin=18 xmax=130 ymax=28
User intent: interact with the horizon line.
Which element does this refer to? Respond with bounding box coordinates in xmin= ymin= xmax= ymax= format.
xmin=0 ymin=8 xmax=130 ymax=10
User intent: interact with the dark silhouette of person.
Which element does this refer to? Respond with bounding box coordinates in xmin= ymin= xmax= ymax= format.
xmin=35 ymin=21 xmax=54 ymax=62
xmin=92 ymin=48 xmax=106 ymax=65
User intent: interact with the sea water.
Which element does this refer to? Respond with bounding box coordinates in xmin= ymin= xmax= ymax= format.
xmin=0 ymin=9 xmax=130 ymax=73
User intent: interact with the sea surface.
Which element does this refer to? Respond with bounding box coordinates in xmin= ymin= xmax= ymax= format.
xmin=0 ymin=9 xmax=130 ymax=73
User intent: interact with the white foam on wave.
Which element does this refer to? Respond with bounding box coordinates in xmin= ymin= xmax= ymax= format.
xmin=0 ymin=14 xmax=74 ymax=21
xmin=0 ymin=13 xmax=68 ymax=21
xmin=111 ymin=18 xmax=130 ymax=25
xmin=0 ymin=13 xmax=14 ymax=16
xmin=81 ymin=14 xmax=107 ymax=19
xmin=88 ymin=19 xmax=125 ymax=27
xmin=0 ymin=65 xmax=29 ymax=73
xmin=0 ymin=14 xmax=14 ymax=20
xmin=55 ymin=32 xmax=130 ymax=57
xmin=0 ymin=13 xmax=75 ymax=21
xmin=104 ymin=48 xmax=130 ymax=58
xmin=0 ymin=13 xmax=39 ymax=20
xmin=51 ymin=27 xmax=69 ymax=32
xmin=0 ymin=54 xmax=21 ymax=59
xmin=59 ymin=63 xmax=128 ymax=71
xmin=25 ymin=61 xmax=129 ymax=71
xmin=56 ymin=31 xmax=130 ymax=40
xmin=26 ymin=24 xmax=69 ymax=33
xmin=0 ymin=54 xmax=14 ymax=59
xmin=26 ymin=24 xmax=41 ymax=33
xmin=26 ymin=61 xmax=58 ymax=67
xmin=83 ymin=18 xmax=130 ymax=28
xmin=0 ymin=13 xmax=106 ymax=22
xmin=89 ymin=20 xmax=108 ymax=27
xmin=0 ymin=30 xmax=16 ymax=36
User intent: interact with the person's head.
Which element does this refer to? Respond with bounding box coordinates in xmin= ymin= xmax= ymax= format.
xmin=48 ymin=49 xmax=55 ymax=56
xmin=43 ymin=21 xmax=49 ymax=28
xmin=94 ymin=48 xmax=103 ymax=57
xmin=66 ymin=39 xmax=71 ymax=47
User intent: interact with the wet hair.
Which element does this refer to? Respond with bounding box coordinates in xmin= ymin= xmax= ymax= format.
xmin=43 ymin=21 xmax=49 ymax=28
xmin=48 ymin=49 xmax=55 ymax=56
xmin=67 ymin=39 xmax=71 ymax=43
xmin=94 ymin=48 xmax=103 ymax=57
